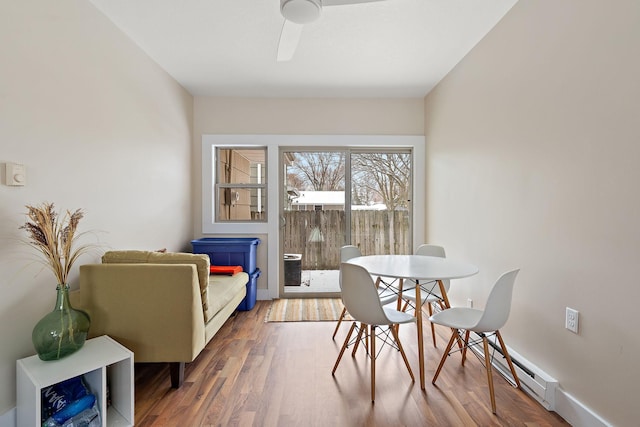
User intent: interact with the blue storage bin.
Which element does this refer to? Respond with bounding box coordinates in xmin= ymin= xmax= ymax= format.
xmin=191 ymin=238 xmax=260 ymax=274
xmin=237 ymin=268 xmax=261 ymax=311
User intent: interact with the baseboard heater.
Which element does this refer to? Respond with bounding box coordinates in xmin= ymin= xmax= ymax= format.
xmin=467 ymin=333 xmax=558 ymax=410
xmin=428 ymin=302 xmax=558 ymax=410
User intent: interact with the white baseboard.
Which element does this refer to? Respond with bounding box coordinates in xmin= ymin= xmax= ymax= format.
xmin=466 ymin=334 xmax=612 ymax=426
xmin=0 ymin=407 xmax=15 ymax=427
xmin=257 ymin=288 xmax=270 ymax=301
xmin=555 ymin=389 xmax=612 ymax=427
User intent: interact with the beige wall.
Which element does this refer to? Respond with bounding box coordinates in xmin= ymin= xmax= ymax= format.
xmin=193 ymin=97 xmax=425 ymax=294
xmin=424 ymin=0 xmax=639 ymax=425
xmin=0 ymin=0 xmax=193 ymax=415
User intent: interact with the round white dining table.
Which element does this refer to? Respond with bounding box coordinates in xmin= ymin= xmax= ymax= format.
xmin=345 ymin=254 xmax=479 ymax=390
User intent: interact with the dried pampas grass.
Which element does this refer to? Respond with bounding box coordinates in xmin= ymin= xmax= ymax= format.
xmin=20 ymin=202 xmax=96 ymax=285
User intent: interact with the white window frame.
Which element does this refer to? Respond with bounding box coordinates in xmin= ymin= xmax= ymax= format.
xmin=202 ymin=135 xmax=275 ymax=235
xmin=214 ymin=147 xmax=267 ymax=223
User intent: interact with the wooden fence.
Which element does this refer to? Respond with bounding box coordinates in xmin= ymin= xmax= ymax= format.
xmin=283 ymin=210 xmax=410 ymax=270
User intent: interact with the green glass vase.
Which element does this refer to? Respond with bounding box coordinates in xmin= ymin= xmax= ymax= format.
xmin=32 ymin=284 xmax=91 ymax=361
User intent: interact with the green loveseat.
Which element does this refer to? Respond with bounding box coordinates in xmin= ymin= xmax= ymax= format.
xmin=71 ymin=250 xmax=248 ymax=388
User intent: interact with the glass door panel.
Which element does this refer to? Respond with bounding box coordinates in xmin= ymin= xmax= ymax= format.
xmin=281 ymin=151 xmax=345 ymax=296
xmin=351 ymin=151 xmax=412 ymax=255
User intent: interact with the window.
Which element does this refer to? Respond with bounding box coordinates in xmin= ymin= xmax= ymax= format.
xmin=201 ymin=134 xmax=424 ymax=257
xmin=215 ymin=148 xmax=267 ymax=222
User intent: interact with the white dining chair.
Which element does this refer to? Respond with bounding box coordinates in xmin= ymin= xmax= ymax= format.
xmin=332 ymin=245 xmax=397 ymax=340
xmin=332 ymin=262 xmax=416 ymax=402
xmin=400 ymin=244 xmax=449 ymax=346
xmin=430 ymin=269 xmax=521 ymax=414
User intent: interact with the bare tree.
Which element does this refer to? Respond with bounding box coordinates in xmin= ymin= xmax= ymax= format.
xmin=286 ymin=151 xmax=410 ymax=209
xmin=352 ymin=153 xmax=411 ymax=210
xmin=287 ymin=152 xmax=345 ymax=190
xmin=286 ymin=172 xmax=306 ymax=191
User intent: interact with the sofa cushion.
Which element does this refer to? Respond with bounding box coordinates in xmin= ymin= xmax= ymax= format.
xmin=102 ymin=250 xmax=152 ymax=263
xmin=102 ymin=250 xmax=211 ymax=319
xmin=205 ymin=272 xmax=249 ymax=322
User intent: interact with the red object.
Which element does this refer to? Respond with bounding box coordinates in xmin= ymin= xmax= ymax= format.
xmin=210 ymin=265 xmax=243 ymax=275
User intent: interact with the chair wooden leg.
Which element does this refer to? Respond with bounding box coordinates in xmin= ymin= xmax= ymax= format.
xmin=394 ymin=278 xmax=404 ymax=310
xmin=390 ymin=325 xmax=414 ymax=382
xmin=428 ymin=303 xmax=436 ymax=347
xmin=451 ymin=327 xmax=463 ymax=349
xmin=352 ymin=322 xmax=366 ymax=357
xmin=461 ymin=330 xmax=470 ymax=366
xmin=332 ymin=307 xmax=346 ymax=340
xmin=333 ymin=322 xmax=357 ymax=375
xmin=370 ymin=325 xmax=376 ymax=403
xmin=496 ymin=330 xmax=521 ymax=388
xmin=482 ymin=336 xmax=497 ymax=414
xmin=432 ymin=331 xmax=457 ymax=384
xmin=363 ymin=323 xmax=369 ymax=354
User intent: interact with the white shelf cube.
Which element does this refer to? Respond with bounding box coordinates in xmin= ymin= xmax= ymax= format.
xmin=16 ymin=335 xmax=134 ymax=427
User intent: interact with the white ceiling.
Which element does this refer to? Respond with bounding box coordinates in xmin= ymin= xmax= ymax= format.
xmin=89 ymin=0 xmax=517 ymax=98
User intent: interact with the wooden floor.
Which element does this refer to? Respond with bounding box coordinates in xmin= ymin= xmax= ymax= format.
xmin=134 ymin=301 xmax=569 ymax=426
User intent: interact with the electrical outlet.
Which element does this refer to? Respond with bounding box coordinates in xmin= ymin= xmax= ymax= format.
xmin=565 ymin=307 xmax=579 ymax=334
xmin=467 ymin=298 xmax=473 ymax=308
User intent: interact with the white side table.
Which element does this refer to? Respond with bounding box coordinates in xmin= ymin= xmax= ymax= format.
xmin=16 ymin=335 xmax=134 ymax=427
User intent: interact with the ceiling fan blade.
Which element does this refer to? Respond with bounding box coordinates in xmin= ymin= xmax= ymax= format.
xmin=323 ymin=0 xmax=386 ymax=6
xmin=277 ymin=20 xmax=304 ymax=62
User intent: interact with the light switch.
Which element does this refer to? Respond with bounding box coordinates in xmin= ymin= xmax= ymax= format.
xmin=6 ymin=163 xmax=26 ymax=186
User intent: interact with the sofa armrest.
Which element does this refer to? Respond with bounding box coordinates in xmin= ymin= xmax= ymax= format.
xmin=74 ymin=264 xmax=206 ymax=363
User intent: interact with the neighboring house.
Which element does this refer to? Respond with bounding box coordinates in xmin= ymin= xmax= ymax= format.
xmin=290 ymin=191 xmax=387 ymax=211
xmin=291 ymin=191 xmax=345 ymax=211
xmin=290 ymin=190 xmax=387 ymax=211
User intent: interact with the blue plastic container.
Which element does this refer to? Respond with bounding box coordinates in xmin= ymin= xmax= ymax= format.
xmin=191 ymin=238 xmax=260 ymax=274
xmin=192 ymin=238 xmax=261 ymax=311
xmin=237 ymin=269 xmax=261 ymax=311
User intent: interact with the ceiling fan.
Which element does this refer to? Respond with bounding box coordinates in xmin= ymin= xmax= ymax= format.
xmin=277 ymin=0 xmax=385 ymax=62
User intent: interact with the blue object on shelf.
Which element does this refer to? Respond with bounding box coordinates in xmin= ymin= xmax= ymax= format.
xmin=41 ymin=376 xmax=96 ymax=426
xmin=51 ymin=394 xmax=95 ymax=424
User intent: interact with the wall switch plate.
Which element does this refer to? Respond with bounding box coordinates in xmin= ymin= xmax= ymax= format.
xmin=5 ymin=162 xmax=26 ymax=186
xmin=566 ymin=307 xmax=579 ymax=334
xmin=467 ymin=298 xmax=473 ymax=308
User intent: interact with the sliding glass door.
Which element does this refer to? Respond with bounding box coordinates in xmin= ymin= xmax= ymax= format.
xmin=280 ymin=148 xmax=412 ymax=298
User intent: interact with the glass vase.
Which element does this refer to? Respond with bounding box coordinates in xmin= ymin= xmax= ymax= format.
xmin=32 ymin=284 xmax=91 ymax=361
